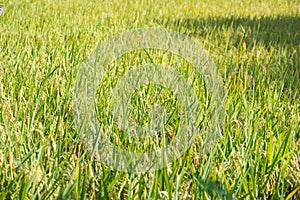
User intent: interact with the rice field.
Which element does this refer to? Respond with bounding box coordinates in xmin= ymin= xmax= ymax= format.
xmin=0 ymin=0 xmax=299 ymax=199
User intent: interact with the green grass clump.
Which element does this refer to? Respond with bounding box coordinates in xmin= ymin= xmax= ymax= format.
xmin=0 ymin=0 xmax=299 ymax=199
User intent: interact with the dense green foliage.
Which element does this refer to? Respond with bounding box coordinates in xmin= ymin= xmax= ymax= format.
xmin=0 ymin=0 xmax=299 ymax=199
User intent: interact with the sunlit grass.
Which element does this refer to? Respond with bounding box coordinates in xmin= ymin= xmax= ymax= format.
xmin=0 ymin=0 xmax=299 ymax=199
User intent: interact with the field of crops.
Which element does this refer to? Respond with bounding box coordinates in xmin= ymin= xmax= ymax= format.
xmin=0 ymin=0 xmax=299 ymax=199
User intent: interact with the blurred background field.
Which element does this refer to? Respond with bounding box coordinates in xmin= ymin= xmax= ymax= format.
xmin=0 ymin=0 xmax=299 ymax=199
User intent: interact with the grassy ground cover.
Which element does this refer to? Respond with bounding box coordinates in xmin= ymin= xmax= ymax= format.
xmin=0 ymin=0 xmax=299 ymax=199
